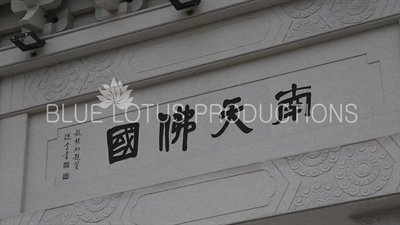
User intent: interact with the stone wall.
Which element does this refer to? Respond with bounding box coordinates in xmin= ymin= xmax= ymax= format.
xmin=0 ymin=0 xmax=399 ymax=224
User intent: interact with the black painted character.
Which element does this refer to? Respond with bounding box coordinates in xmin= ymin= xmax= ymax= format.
xmin=107 ymin=123 xmax=140 ymax=164
xmin=159 ymin=104 xmax=196 ymax=152
xmin=273 ymin=83 xmax=311 ymax=125
xmin=212 ymin=97 xmax=253 ymax=138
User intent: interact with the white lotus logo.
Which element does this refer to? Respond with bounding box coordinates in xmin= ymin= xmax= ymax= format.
xmin=97 ymin=78 xmax=134 ymax=110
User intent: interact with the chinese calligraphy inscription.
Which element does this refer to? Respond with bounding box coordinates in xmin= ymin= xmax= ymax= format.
xmin=107 ymin=123 xmax=140 ymax=164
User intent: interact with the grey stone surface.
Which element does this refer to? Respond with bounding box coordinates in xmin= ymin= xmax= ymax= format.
xmin=124 ymin=169 xmax=282 ymax=225
xmin=0 ymin=0 xmax=399 ymax=224
xmin=1 ymin=135 xmax=399 ymax=224
xmin=0 ymin=76 xmax=12 ymax=115
xmin=356 ymin=208 xmax=400 ymax=225
xmin=287 ymin=140 xmax=398 ymax=211
xmin=18 ymin=22 xmax=399 ymax=212
xmin=1 ymin=0 xmax=399 ymax=115
xmin=0 ymin=114 xmax=28 ymax=219
xmin=0 ymin=0 xmax=279 ymax=76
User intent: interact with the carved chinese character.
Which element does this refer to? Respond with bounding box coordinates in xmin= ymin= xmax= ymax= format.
xmin=107 ymin=123 xmax=140 ymax=164
xmin=64 ymin=133 xmax=71 ymax=140
xmin=158 ymin=105 xmax=196 ymax=152
xmin=62 ymin=172 xmax=69 ymax=180
xmin=212 ymin=97 xmax=253 ymax=138
xmin=63 ymin=161 xmax=69 ymax=169
xmin=273 ymin=83 xmax=311 ymax=125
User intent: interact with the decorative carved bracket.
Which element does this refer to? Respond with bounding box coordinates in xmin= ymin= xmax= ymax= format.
xmin=95 ymin=0 xmax=147 ymax=21
xmin=95 ymin=0 xmax=121 ymax=12
xmin=11 ymin=0 xmax=73 ymax=35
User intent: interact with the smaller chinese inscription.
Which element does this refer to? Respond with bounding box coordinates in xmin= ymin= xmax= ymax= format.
xmin=61 ymin=129 xmax=83 ymax=181
xmin=73 ymin=129 xmax=82 ymax=170
xmin=62 ymin=132 xmax=71 ymax=180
